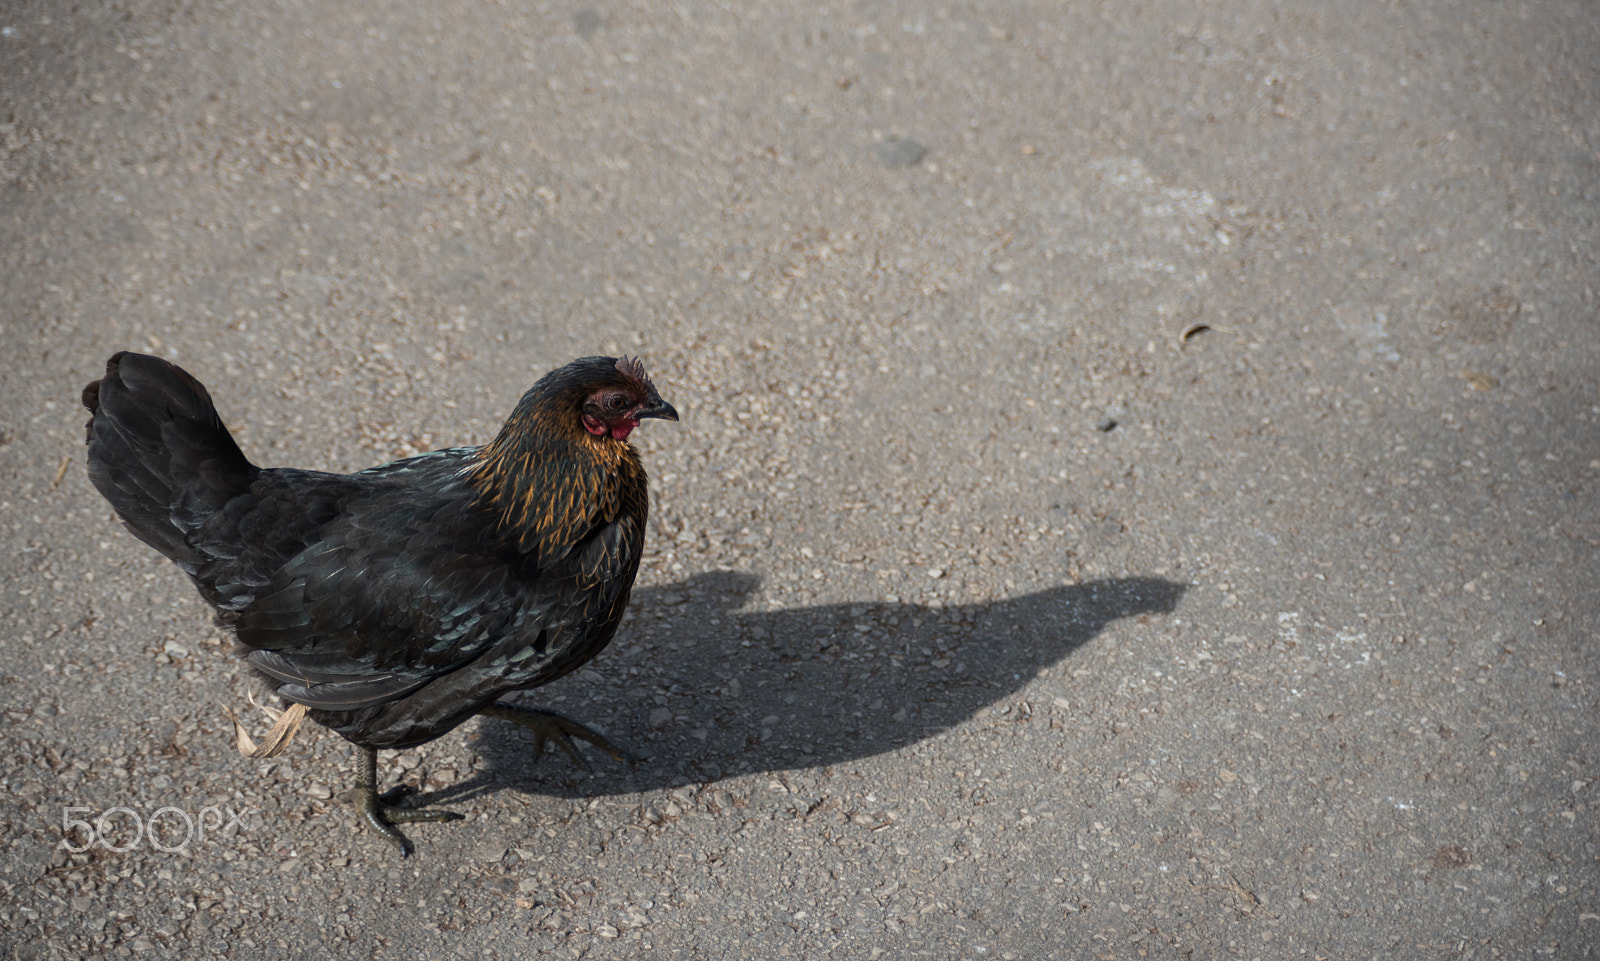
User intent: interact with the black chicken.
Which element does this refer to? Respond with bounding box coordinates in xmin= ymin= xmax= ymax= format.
xmin=82 ymin=351 xmax=677 ymax=855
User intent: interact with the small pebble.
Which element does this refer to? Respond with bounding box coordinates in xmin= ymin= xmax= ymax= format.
xmin=875 ymin=138 xmax=926 ymax=166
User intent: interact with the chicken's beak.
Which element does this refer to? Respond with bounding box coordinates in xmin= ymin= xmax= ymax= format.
xmin=637 ymin=398 xmax=679 ymax=422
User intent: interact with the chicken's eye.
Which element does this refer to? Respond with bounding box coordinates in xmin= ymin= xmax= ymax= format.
xmin=606 ymin=394 xmax=630 ymax=412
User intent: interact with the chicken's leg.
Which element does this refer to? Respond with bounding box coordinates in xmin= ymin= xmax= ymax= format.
xmin=480 ymin=703 xmax=634 ymax=768
xmin=354 ymin=745 xmax=464 ymax=857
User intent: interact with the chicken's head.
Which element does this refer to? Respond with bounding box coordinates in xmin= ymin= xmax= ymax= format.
xmin=577 ymin=356 xmax=678 ymax=441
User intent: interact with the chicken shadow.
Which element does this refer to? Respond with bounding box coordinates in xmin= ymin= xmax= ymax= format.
xmin=422 ymin=572 xmax=1185 ymax=805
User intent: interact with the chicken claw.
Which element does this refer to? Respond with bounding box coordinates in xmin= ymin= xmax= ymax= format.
xmin=480 ymin=703 xmax=635 ymax=769
xmin=353 ymin=747 xmax=464 ymax=857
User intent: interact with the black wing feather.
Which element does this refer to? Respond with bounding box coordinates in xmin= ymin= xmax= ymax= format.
xmin=224 ymin=456 xmax=641 ymax=712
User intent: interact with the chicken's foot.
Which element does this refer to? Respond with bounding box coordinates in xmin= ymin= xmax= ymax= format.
xmin=354 ymin=745 xmax=464 ymax=857
xmin=480 ymin=703 xmax=634 ymax=769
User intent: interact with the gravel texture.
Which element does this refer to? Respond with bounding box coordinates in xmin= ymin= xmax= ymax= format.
xmin=2 ymin=0 xmax=1597 ymax=958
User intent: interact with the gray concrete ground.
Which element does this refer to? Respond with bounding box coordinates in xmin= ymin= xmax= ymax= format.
xmin=1 ymin=0 xmax=1597 ymax=957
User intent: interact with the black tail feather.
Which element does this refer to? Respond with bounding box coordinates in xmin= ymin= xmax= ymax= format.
xmin=83 ymin=352 xmax=258 ymax=572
